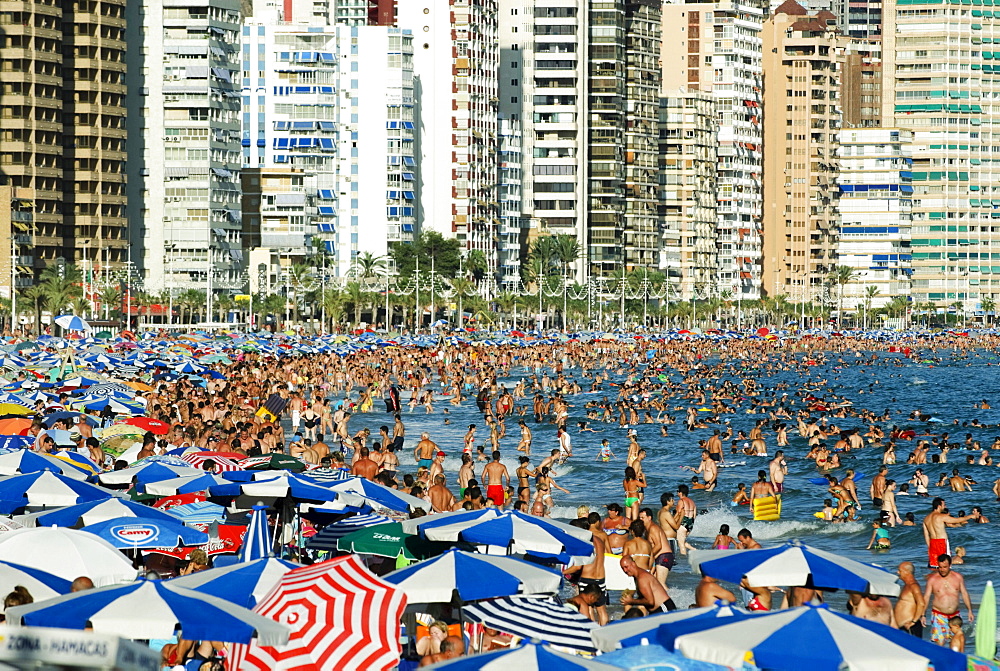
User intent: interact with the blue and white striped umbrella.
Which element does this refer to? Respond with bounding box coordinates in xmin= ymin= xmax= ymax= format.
xmin=33 ymin=496 xmax=181 ymax=528
xmin=325 ymin=476 xmax=429 ymax=512
xmin=209 ymin=473 xmax=339 ymax=503
xmin=462 ymin=595 xmax=599 ymax=653
xmin=420 ymin=510 xmax=593 ymax=558
xmin=0 ymin=449 xmax=88 ymax=480
xmin=383 ymin=548 xmax=561 ymax=603
xmin=0 ymin=471 xmax=110 ymax=513
xmin=304 ymin=513 xmax=391 ymax=551
xmin=81 ymin=516 xmax=207 ymax=549
xmin=167 ymin=501 xmax=227 ymax=525
xmin=73 ymin=396 xmax=145 ymax=415
xmin=237 ymin=504 xmax=272 ymax=562
xmin=425 ymin=641 xmax=616 ymax=670
xmin=54 ymin=315 xmax=90 ymax=332
xmin=0 ymin=559 xmax=73 ymax=601
xmin=141 ymin=473 xmax=233 ymax=496
xmin=591 ymin=601 xmax=750 ymax=652
xmin=169 ymin=556 xmax=299 ymax=608
xmin=690 ymin=541 xmax=901 ymax=596
xmin=661 ymin=603 xmax=966 ymax=671
xmin=0 ymin=436 xmax=32 ymax=451
xmin=6 ymin=580 xmax=290 ymax=645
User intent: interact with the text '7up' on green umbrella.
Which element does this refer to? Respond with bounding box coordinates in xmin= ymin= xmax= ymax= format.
xmin=329 ymin=521 xmax=446 ymax=563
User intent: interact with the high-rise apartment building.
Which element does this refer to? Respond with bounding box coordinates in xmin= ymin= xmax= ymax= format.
xmin=498 ymin=117 xmax=525 ymax=287
xmin=882 ymin=0 xmax=999 ymax=311
xmin=659 ymin=94 xmax=718 ymax=300
xmin=398 ymin=0 xmax=500 ymax=273
xmin=0 ymin=0 xmax=128 ymax=279
xmin=761 ymin=1 xmax=843 ymax=299
xmin=841 ymin=39 xmax=882 ymax=128
xmin=837 ymin=128 xmax=913 ymax=309
xmin=831 ymin=0 xmax=882 ymax=38
xmin=240 ymin=14 xmax=416 ymax=278
xmin=126 ymin=0 xmax=244 ymax=298
xmin=662 ymin=0 xmax=765 ymax=300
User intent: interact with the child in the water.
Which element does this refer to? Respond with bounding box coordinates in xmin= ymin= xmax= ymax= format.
xmin=597 ymin=439 xmax=615 ymax=462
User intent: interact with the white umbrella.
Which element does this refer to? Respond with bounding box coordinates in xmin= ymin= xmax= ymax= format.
xmin=54 ymin=315 xmax=91 ymax=332
xmin=0 ymin=527 xmax=136 ymax=586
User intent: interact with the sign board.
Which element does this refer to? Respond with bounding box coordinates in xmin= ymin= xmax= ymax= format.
xmin=0 ymin=626 xmax=159 ymax=671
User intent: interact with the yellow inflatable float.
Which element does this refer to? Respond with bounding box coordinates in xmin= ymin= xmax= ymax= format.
xmin=751 ymin=495 xmax=781 ymax=521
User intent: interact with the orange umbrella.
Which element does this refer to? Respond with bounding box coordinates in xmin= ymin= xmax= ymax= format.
xmin=0 ymin=418 xmax=31 ymax=435
xmin=121 ymin=380 xmax=153 ymax=393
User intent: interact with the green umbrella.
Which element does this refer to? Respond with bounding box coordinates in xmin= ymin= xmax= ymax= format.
xmin=334 ymin=521 xmax=445 ymax=562
xmin=245 ymin=453 xmax=307 ymax=473
xmin=977 ymin=580 xmax=997 ymax=659
xmin=94 ymin=331 xmax=113 ymax=339
xmin=200 ymin=354 xmax=232 ymax=364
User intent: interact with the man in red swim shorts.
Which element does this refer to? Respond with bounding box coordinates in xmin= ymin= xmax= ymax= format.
xmin=481 ymin=450 xmax=510 ymax=509
xmin=923 ymin=496 xmax=978 ymax=568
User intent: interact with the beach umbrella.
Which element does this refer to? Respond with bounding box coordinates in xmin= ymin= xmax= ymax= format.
xmin=0 ymin=471 xmax=110 ymax=513
xmin=119 ymin=416 xmax=170 ymax=435
xmin=228 ymin=555 xmax=407 ymax=671
xmin=690 ymin=541 xmax=901 ymax=597
xmin=0 ymin=418 xmax=31 ymax=435
xmin=33 ymin=496 xmax=181 ymax=528
xmin=241 ymin=454 xmax=308 ymax=472
xmin=49 ymin=451 xmax=100 ymax=478
xmin=0 ymin=559 xmax=73 ymax=601
xmin=169 ymin=557 xmax=299 ymax=609
xmin=238 ymin=504 xmax=272 ymax=562
xmin=424 ymin=642 xmax=617 ymax=670
xmin=0 ymin=450 xmax=89 ymax=480
xmin=211 ymin=473 xmax=339 ymax=503
xmin=976 ymin=580 xmax=997 ymax=659
xmin=0 ymin=402 xmax=34 ymax=416
xmin=325 ymin=476 xmax=428 ymax=512
xmin=661 ymin=603 xmax=966 ymax=671
xmin=333 ymin=521 xmax=444 ymax=561
xmin=598 ymin=640 xmax=728 ymax=671
xmin=84 ymin=382 xmax=135 ymax=397
xmin=461 ymin=595 xmax=598 ymax=653
xmin=0 ymin=527 xmax=136 ymax=585
xmin=305 ymin=513 xmax=391 ymax=550
xmin=98 ymin=423 xmax=146 ymax=439
xmin=402 ymin=508 xmax=502 ymax=534
xmin=54 ymin=315 xmax=91 ymax=332
xmin=7 ymin=580 xmax=290 ymax=646
xmin=98 ymin=462 xmax=202 ymax=486
xmin=591 ymin=601 xmax=751 ymax=653
xmin=383 ymin=549 xmax=561 ymax=603
xmin=420 ymin=510 xmax=593 ymax=557
xmin=167 ymin=501 xmax=227 ymax=525
xmin=59 ymin=375 xmax=103 ymax=389
xmin=180 ymin=452 xmax=244 ymax=472
xmin=0 ymin=435 xmax=32 ymax=450
xmin=81 ymin=516 xmax=207 ymax=549
xmin=142 ymin=472 xmax=234 ymax=496
xmin=74 ymin=397 xmax=145 ymax=415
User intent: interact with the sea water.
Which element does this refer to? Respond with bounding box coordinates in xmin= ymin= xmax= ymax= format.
xmin=342 ymin=347 xmax=1000 ymax=628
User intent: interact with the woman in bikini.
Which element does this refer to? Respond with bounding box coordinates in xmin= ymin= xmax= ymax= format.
xmin=713 ymin=524 xmax=736 ymax=549
xmin=623 ymin=519 xmax=653 ymax=573
xmin=623 ymin=466 xmax=642 ymax=520
xmin=535 ymin=466 xmax=569 ymax=511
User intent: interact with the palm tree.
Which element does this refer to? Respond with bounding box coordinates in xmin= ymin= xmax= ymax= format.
xmin=20 ymin=285 xmax=45 ymax=334
xmin=465 ymin=249 xmax=488 ymax=281
xmin=862 ymin=286 xmax=880 ymax=329
xmin=345 ymin=281 xmax=366 ymax=327
xmin=827 ymin=266 xmax=857 ymax=327
xmin=982 ymin=295 xmax=996 ymax=327
xmin=552 ymin=235 xmax=580 ymax=330
xmin=38 ymin=263 xmax=83 ymax=318
xmin=495 ymin=291 xmax=520 ymax=329
xmin=352 ymin=252 xmax=387 ymax=286
xmin=71 ymin=297 xmax=90 ymax=318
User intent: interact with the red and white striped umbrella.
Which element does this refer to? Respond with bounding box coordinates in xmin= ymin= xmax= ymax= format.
xmin=228 ymin=555 xmax=406 ymax=671
xmin=180 ymin=452 xmax=243 ymax=472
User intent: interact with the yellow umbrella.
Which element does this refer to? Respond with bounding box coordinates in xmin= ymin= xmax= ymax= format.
xmin=50 ymin=452 xmax=99 ymax=476
xmin=0 ymin=403 xmax=34 ymax=416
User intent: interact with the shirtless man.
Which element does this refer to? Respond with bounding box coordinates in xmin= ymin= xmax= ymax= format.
xmin=457 ymin=454 xmax=474 ymax=498
xmin=413 ymin=432 xmax=437 ymax=470
xmin=350 ymin=447 xmax=378 ymax=480
xmin=923 ymin=497 xmax=978 ymax=568
xmin=852 ymin=592 xmax=897 ymax=627
xmin=639 ymin=507 xmax=670 ymax=586
xmin=674 ymin=485 xmax=697 ymax=555
xmin=870 ymin=465 xmax=888 ymax=508
xmin=429 ymin=450 xmax=446 ymax=483
xmin=841 ymin=469 xmax=861 ymax=507
xmin=481 ymin=451 xmax=510 ymax=508
xmin=769 ymin=451 xmax=787 ymax=495
xmin=705 ymin=429 xmax=723 ymax=462
xmin=922 ymin=554 xmax=974 ymax=645
xmin=620 ymin=556 xmax=673 ymax=614
xmin=695 ymin=575 xmax=736 ymax=607
xmin=895 ymin=561 xmax=926 ymax=638
xmin=565 ymin=518 xmax=608 ymax=625
xmin=736 ymin=528 xmax=761 ymax=549
xmin=392 ymin=413 xmax=406 ymax=451
xmin=656 ymin=492 xmax=680 ymax=573
xmin=428 ymin=474 xmax=457 ymax=513
xmin=694 ymin=450 xmax=718 ymax=491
